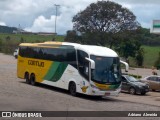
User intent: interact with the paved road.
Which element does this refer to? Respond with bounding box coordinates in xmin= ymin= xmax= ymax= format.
xmin=0 ymin=53 xmax=159 ymax=120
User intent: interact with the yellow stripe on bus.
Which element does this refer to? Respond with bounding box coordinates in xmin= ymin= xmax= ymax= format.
xmin=17 ymin=56 xmax=53 ymax=83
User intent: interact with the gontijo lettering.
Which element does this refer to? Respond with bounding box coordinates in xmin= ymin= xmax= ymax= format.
xmin=28 ymin=60 xmax=44 ymax=67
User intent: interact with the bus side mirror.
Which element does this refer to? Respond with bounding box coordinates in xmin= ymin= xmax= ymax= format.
xmin=120 ymin=60 xmax=129 ymax=72
xmin=85 ymin=57 xmax=95 ymax=69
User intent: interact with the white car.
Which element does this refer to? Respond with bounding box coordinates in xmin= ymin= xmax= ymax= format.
xmin=13 ymin=49 xmax=19 ymax=59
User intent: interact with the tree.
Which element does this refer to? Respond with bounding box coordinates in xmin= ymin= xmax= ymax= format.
xmin=52 ymin=37 xmax=55 ymax=41
xmin=0 ymin=39 xmax=2 ymax=51
xmin=64 ymin=30 xmax=82 ymax=43
xmin=20 ymin=37 xmax=24 ymax=43
xmin=135 ymin=48 xmax=144 ymax=66
xmin=115 ymin=38 xmax=141 ymax=60
xmin=154 ymin=52 xmax=160 ymax=69
xmin=0 ymin=25 xmax=18 ymax=33
xmin=72 ymin=1 xmax=140 ymax=46
xmin=6 ymin=36 xmax=11 ymax=41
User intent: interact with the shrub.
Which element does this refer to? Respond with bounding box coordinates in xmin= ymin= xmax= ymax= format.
xmin=154 ymin=52 xmax=160 ymax=70
xmin=128 ymin=74 xmax=142 ymax=79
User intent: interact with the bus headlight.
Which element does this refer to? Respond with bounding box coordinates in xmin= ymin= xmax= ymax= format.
xmin=91 ymin=84 xmax=99 ymax=91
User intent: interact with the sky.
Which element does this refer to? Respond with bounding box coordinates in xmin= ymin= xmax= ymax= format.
xmin=0 ymin=0 xmax=160 ymax=34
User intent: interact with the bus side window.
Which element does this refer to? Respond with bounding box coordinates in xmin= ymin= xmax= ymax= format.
xmin=77 ymin=50 xmax=89 ymax=80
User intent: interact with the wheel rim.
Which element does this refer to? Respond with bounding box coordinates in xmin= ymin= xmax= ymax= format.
xmin=26 ymin=78 xmax=29 ymax=84
xmin=31 ymin=79 xmax=34 ymax=85
xmin=130 ymin=88 xmax=135 ymax=94
xmin=30 ymin=75 xmax=35 ymax=85
xmin=25 ymin=74 xmax=30 ymax=84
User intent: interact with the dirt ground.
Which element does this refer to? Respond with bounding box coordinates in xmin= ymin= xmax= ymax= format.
xmin=122 ymin=67 xmax=159 ymax=78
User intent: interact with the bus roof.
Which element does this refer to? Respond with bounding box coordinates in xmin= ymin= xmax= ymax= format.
xmin=78 ymin=45 xmax=118 ymax=57
xmin=19 ymin=41 xmax=118 ymax=57
xmin=62 ymin=42 xmax=118 ymax=57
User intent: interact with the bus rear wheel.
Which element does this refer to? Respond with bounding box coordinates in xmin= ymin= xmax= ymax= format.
xmin=30 ymin=74 xmax=36 ymax=86
xmin=69 ymin=82 xmax=77 ymax=96
xmin=25 ymin=73 xmax=30 ymax=84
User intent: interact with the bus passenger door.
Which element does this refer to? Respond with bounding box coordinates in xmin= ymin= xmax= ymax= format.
xmin=77 ymin=50 xmax=90 ymax=81
xmin=77 ymin=50 xmax=90 ymax=93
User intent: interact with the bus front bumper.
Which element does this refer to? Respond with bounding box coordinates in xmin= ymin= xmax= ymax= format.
xmin=90 ymin=87 xmax=121 ymax=97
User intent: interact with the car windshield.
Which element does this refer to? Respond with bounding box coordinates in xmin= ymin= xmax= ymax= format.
xmin=126 ymin=76 xmax=139 ymax=82
xmin=91 ymin=55 xmax=121 ymax=84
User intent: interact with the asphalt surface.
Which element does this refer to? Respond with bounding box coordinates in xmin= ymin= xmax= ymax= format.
xmin=0 ymin=53 xmax=159 ymax=120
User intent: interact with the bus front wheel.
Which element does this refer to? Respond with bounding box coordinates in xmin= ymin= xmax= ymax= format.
xmin=69 ymin=82 xmax=77 ymax=96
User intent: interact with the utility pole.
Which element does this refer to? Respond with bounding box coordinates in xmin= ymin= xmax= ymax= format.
xmin=54 ymin=4 xmax=60 ymax=35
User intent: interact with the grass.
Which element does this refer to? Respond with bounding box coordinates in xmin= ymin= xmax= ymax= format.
xmin=0 ymin=33 xmax=64 ymax=43
xmin=142 ymin=45 xmax=160 ymax=68
xmin=129 ymin=45 xmax=160 ymax=68
xmin=0 ymin=33 xmax=159 ymax=68
xmin=0 ymin=33 xmax=65 ymax=54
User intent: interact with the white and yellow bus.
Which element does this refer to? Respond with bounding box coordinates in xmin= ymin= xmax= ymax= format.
xmin=17 ymin=41 xmax=128 ymax=97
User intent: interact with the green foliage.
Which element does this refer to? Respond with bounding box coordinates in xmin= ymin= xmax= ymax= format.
xmin=128 ymin=74 xmax=142 ymax=79
xmin=128 ymin=46 xmax=160 ymax=68
xmin=1 ymin=39 xmax=19 ymax=54
xmin=52 ymin=37 xmax=55 ymax=41
xmin=143 ymin=46 xmax=160 ymax=68
xmin=0 ymin=25 xmax=17 ymax=33
xmin=65 ymin=30 xmax=82 ymax=43
xmin=115 ymin=35 xmax=141 ymax=60
xmin=0 ymin=33 xmax=64 ymax=54
xmin=140 ymin=28 xmax=160 ymax=46
xmin=65 ymin=30 xmax=109 ymax=46
xmin=0 ymin=39 xmax=2 ymax=51
xmin=6 ymin=36 xmax=11 ymax=41
xmin=154 ymin=52 xmax=160 ymax=69
xmin=73 ymin=1 xmax=139 ymax=33
xmin=72 ymin=1 xmax=140 ymax=46
xmin=135 ymin=48 xmax=144 ymax=66
xmin=20 ymin=37 xmax=25 ymax=43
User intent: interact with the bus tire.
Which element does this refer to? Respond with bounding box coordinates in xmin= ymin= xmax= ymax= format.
xmin=25 ymin=72 xmax=30 ymax=84
xmin=15 ymin=55 xmax=18 ymax=59
xmin=30 ymin=74 xmax=36 ymax=86
xmin=69 ymin=82 xmax=77 ymax=96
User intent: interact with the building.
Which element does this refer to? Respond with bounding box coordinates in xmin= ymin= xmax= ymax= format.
xmin=13 ymin=30 xmax=56 ymax=36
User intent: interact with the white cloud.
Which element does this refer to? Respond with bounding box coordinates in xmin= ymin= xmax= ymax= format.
xmin=25 ymin=6 xmax=75 ymax=34
xmin=25 ymin=16 xmax=55 ymax=32
xmin=25 ymin=0 xmax=97 ymax=34
xmin=1 ymin=0 xmax=160 ymax=34
xmin=112 ymin=0 xmax=160 ymax=5
xmin=0 ymin=21 xmax=6 ymax=26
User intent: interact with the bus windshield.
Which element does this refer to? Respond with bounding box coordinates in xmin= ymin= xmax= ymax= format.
xmin=90 ymin=55 xmax=121 ymax=84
